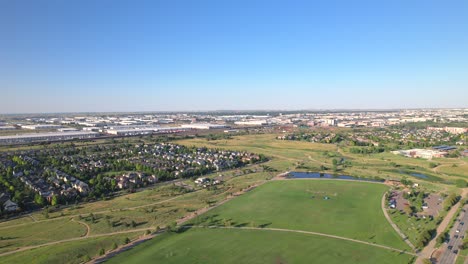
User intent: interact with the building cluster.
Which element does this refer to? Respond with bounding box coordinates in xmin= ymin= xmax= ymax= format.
xmin=0 ymin=141 xmax=262 ymax=211
xmin=391 ymin=149 xmax=449 ymax=159
xmin=13 ymin=156 xmax=90 ymax=201
xmin=130 ymin=143 xmax=262 ymax=177
xmin=1 ymin=109 xmax=466 ymax=144
xmin=194 ymin=177 xmax=222 ymax=188
xmin=0 ymin=192 xmax=18 ymax=212
xmin=427 ymin=126 xmax=468 ymax=134
xmin=115 ymin=172 xmax=158 ymax=189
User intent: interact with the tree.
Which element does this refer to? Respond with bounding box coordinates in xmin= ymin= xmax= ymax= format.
xmin=34 ymin=193 xmax=45 ymax=206
xmin=124 ymin=237 xmax=131 ymax=244
xmin=167 ymin=221 xmax=177 ymax=232
xmin=99 ymin=248 xmax=105 ymax=256
xmin=455 ymin=179 xmax=467 ymax=188
xmin=112 ymin=242 xmax=118 ymax=250
xmin=51 ymin=195 xmax=58 ymax=206
xmin=403 ymin=204 xmax=413 ymax=215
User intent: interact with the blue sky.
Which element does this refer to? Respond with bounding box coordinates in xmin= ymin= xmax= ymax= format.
xmin=1 ymin=0 xmax=467 ymax=113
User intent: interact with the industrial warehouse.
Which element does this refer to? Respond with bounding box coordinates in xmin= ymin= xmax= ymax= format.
xmin=0 ymin=131 xmax=99 ymax=144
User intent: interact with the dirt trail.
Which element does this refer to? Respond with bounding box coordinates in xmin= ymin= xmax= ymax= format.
xmin=71 ymin=218 xmax=91 ymax=237
xmin=0 ymin=228 xmax=150 ymax=257
xmin=0 ymin=191 xmax=197 ymax=231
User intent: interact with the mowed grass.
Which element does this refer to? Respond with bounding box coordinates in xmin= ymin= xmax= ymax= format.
xmin=106 ymin=228 xmax=413 ymax=264
xmin=191 ymin=180 xmax=410 ymax=250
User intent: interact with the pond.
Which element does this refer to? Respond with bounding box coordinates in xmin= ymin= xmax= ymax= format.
xmin=288 ymin=172 xmax=383 ymax=182
xmin=409 ymin=173 xmax=429 ymax=179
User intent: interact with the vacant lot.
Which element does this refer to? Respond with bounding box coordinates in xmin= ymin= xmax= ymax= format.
xmin=106 ymin=228 xmax=414 ymax=264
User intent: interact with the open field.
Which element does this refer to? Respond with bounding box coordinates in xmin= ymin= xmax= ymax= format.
xmin=0 ymin=133 xmax=466 ymax=263
xmin=189 ymin=180 xmax=410 ymax=250
xmin=0 ymin=165 xmax=272 ymax=262
xmin=176 ymin=134 xmax=467 ymax=187
xmin=106 ymin=227 xmax=414 ymax=264
xmin=0 ymin=233 xmax=131 ymax=264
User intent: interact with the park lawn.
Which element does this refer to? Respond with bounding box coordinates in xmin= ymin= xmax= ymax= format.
xmin=0 ymin=218 xmax=86 ymax=253
xmin=387 ymin=209 xmax=438 ymax=247
xmin=106 ymin=228 xmax=414 ymax=264
xmin=176 ymin=134 xmax=465 ymax=185
xmin=437 ymin=162 xmax=468 ymax=179
xmin=190 ymin=180 xmax=410 ymax=250
xmin=0 ymin=233 xmax=133 ymax=264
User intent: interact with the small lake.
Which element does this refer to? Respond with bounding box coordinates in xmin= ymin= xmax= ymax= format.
xmin=397 ymin=170 xmax=430 ymax=179
xmin=409 ymin=173 xmax=429 ymax=179
xmin=288 ymin=172 xmax=383 ymax=182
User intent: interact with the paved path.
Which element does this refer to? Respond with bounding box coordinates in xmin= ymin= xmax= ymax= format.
xmin=190 ymin=226 xmax=417 ymax=256
xmin=381 ymin=192 xmax=417 ymax=251
xmin=438 ymin=204 xmax=468 ymax=264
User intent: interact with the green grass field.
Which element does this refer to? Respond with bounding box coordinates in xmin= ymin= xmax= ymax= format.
xmin=191 ymin=180 xmax=409 ymax=250
xmin=106 ymin=179 xmax=413 ymax=264
xmin=106 ymin=228 xmax=414 ymax=264
xmin=1 ymin=133 xmax=465 ymax=263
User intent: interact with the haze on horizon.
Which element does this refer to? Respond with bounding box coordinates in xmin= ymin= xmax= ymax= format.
xmin=1 ymin=0 xmax=468 ymax=114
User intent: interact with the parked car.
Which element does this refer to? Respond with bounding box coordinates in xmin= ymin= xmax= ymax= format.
xmin=448 ymin=246 xmax=453 ymax=250
xmin=456 ymin=229 xmax=460 ymax=233
xmin=455 ymin=235 xmax=459 ymax=239
xmin=453 ymin=249 xmax=458 ymax=254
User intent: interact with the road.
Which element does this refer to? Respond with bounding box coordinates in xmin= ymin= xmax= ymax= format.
xmin=438 ymin=204 xmax=468 ymax=264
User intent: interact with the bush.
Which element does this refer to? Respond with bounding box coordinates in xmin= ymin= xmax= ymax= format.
xmin=455 ymin=179 xmax=467 ymax=188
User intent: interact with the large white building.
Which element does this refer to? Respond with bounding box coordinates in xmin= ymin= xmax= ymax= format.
xmin=234 ymin=120 xmax=268 ymax=126
xmin=181 ymin=123 xmax=229 ymax=130
xmin=0 ymin=126 xmax=16 ymax=130
xmin=106 ymin=126 xmax=191 ymax=136
xmin=0 ymin=131 xmax=99 ymax=144
xmin=21 ymin=124 xmax=62 ymax=130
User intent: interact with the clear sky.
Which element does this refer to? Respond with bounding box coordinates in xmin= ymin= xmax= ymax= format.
xmin=1 ymin=0 xmax=467 ymax=113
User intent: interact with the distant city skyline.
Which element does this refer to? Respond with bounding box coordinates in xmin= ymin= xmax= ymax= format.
xmin=1 ymin=1 xmax=468 ymax=114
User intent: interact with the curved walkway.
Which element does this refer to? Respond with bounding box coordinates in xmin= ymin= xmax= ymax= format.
xmin=381 ymin=192 xmax=417 ymax=251
xmin=191 ymin=226 xmax=417 ymax=256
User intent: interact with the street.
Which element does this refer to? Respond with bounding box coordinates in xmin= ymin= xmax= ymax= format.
xmin=438 ymin=204 xmax=468 ymax=264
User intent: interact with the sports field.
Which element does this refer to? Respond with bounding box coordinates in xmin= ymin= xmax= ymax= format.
xmin=107 ymin=180 xmax=413 ymax=263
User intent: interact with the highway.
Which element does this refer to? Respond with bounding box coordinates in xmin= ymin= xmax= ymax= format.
xmin=438 ymin=204 xmax=468 ymax=264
